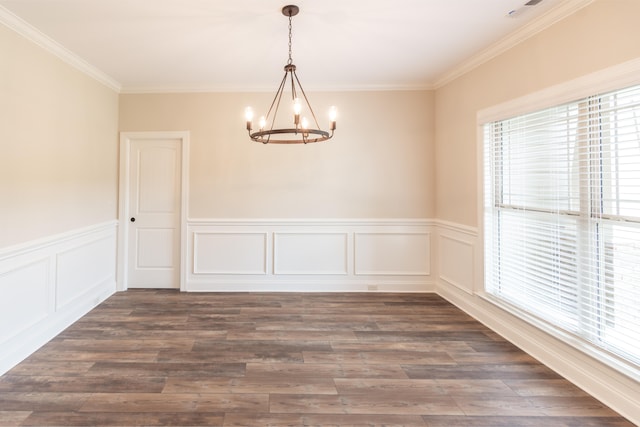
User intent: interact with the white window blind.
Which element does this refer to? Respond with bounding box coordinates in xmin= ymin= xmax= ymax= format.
xmin=484 ymin=84 xmax=640 ymax=369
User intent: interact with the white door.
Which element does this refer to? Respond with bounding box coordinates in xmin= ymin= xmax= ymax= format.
xmin=127 ymin=137 xmax=182 ymax=288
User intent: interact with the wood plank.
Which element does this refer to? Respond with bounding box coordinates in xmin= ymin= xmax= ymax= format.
xmin=421 ymin=415 xmax=571 ymax=426
xmin=269 ymin=394 xmax=464 ymax=415
xmin=245 ymin=362 xmax=410 ymax=379
xmin=0 ymin=411 xmax=31 ymax=426
xmin=436 ymin=379 xmax=518 ymax=396
xmin=403 ymin=363 xmax=563 ymax=380
xmin=163 ymin=377 xmax=338 ymax=395
xmin=227 ymin=330 xmax=357 ymax=341
xmin=223 ymin=413 xmax=428 ymax=426
xmin=20 ymin=412 xmax=225 ymax=427
xmin=87 ymin=361 xmax=246 ymax=378
xmin=0 ymin=392 xmax=90 ymax=412
xmin=80 ymin=392 xmax=269 ymax=413
xmin=452 ymin=396 xmax=544 ymax=416
xmin=302 ymin=350 xmax=457 ymax=365
xmin=333 ymin=378 xmax=445 ymax=395
xmin=502 ymin=379 xmax=590 ymax=397
xmin=527 ymin=396 xmax=624 ymax=417
xmin=0 ymin=375 xmax=166 ymax=393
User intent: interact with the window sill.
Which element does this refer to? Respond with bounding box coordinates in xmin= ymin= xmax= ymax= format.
xmin=476 ymin=291 xmax=640 ymax=383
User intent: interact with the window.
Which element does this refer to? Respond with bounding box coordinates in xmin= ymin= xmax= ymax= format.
xmin=483 ymin=83 xmax=640 ymax=370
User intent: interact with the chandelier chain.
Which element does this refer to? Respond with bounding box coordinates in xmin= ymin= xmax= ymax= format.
xmin=287 ymin=14 xmax=293 ymax=65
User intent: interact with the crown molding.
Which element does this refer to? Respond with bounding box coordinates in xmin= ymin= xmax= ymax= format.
xmin=434 ymin=0 xmax=596 ymax=89
xmin=0 ymin=5 xmax=121 ymax=92
xmin=119 ymin=82 xmax=436 ymax=94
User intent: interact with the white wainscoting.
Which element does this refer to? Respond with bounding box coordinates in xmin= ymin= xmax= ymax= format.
xmin=194 ymin=232 xmax=267 ymax=275
xmin=274 ymin=233 xmax=348 ymax=275
xmin=186 ymin=219 xmax=435 ymax=292
xmin=0 ymin=221 xmax=117 ymax=375
xmin=437 ymin=221 xmax=477 ymax=294
xmin=355 ymin=232 xmax=430 ymax=276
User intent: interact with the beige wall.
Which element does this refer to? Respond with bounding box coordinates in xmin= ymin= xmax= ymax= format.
xmin=0 ymin=24 xmax=119 ymax=248
xmin=434 ymin=0 xmax=640 ymax=227
xmin=7 ymin=0 xmax=635 ymax=241
xmin=119 ymin=90 xmax=435 ymax=219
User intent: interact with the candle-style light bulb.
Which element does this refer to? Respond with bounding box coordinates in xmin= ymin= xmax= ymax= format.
xmin=245 ymin=107 xmax=254 ymax=131
xmin=301 ymin=116 xmax=309 ymax=142
xmin=293 ymin=98 xmax=301 ymax=125
xmin=329 ymin=106 xmax=337 ymax=131
xmin=259 ymin=116 xmax=266 ymax=130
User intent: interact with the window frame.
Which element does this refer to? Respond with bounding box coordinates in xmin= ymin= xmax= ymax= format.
xmin=477 ymin=58 xmax=640 ymax=381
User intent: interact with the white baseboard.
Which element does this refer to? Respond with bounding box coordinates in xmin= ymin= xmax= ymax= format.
xmin=0 ymin=221 xmax=118 ymax=375
xmin=186 ymin=279 xmax=436 ymax=293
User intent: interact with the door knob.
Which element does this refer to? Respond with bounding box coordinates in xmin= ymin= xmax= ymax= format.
xmin=130 ymin=217 xmax=136 ymax=222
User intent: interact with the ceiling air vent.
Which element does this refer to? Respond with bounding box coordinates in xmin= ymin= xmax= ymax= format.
xmin=507 ymin=0 xmax=543 ymax=17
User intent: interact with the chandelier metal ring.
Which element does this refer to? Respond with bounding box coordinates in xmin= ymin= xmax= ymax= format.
xmin=249 ymin=128 xmax=331 ymax=145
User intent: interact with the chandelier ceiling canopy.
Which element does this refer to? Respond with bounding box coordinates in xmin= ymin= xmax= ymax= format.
xmin=244 ymin=5 xmax=336 ymax=144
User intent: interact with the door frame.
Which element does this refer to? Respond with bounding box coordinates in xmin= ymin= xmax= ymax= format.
xmin=117 ymin=131 xmax=190 ymax=292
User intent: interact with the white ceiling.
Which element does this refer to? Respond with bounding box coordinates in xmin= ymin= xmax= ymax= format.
xmin=0 ymin=0 xmax=588 ymax=92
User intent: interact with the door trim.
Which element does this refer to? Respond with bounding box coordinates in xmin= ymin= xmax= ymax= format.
xmin=117 ymin=131 xmax=190 ymax=292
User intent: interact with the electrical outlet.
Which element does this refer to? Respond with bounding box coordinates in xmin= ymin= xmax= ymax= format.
xmin=367 ymin=285 xmax=378 ymax=291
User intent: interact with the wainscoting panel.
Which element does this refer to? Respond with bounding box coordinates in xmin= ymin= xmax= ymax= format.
xmin=186 ymin=220 xmax=435 ymax=292
xmin=438 ymin=230 xmax=475 ymax=294
xmin=0 ymin=221 xmax=118 ymax=375
xmin=193 ymin=232 xmax=267 ymax=275
xmin=56 ymin=234 xmax=117 ymax=310
xmin=274 ymin=233 xmax=348 ymax=275
xmin=0 ymin=258 xmax=50 ymax=344
xmin=355 ymin=232 xmax=430 ymax=275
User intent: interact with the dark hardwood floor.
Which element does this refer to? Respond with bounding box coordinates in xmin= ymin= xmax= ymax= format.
xmin=0 ymin=290 xmax=633 ymax=426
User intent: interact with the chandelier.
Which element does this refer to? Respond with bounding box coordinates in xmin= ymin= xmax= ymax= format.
xmin=244 ymin=5 xmax=336 ymax=144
